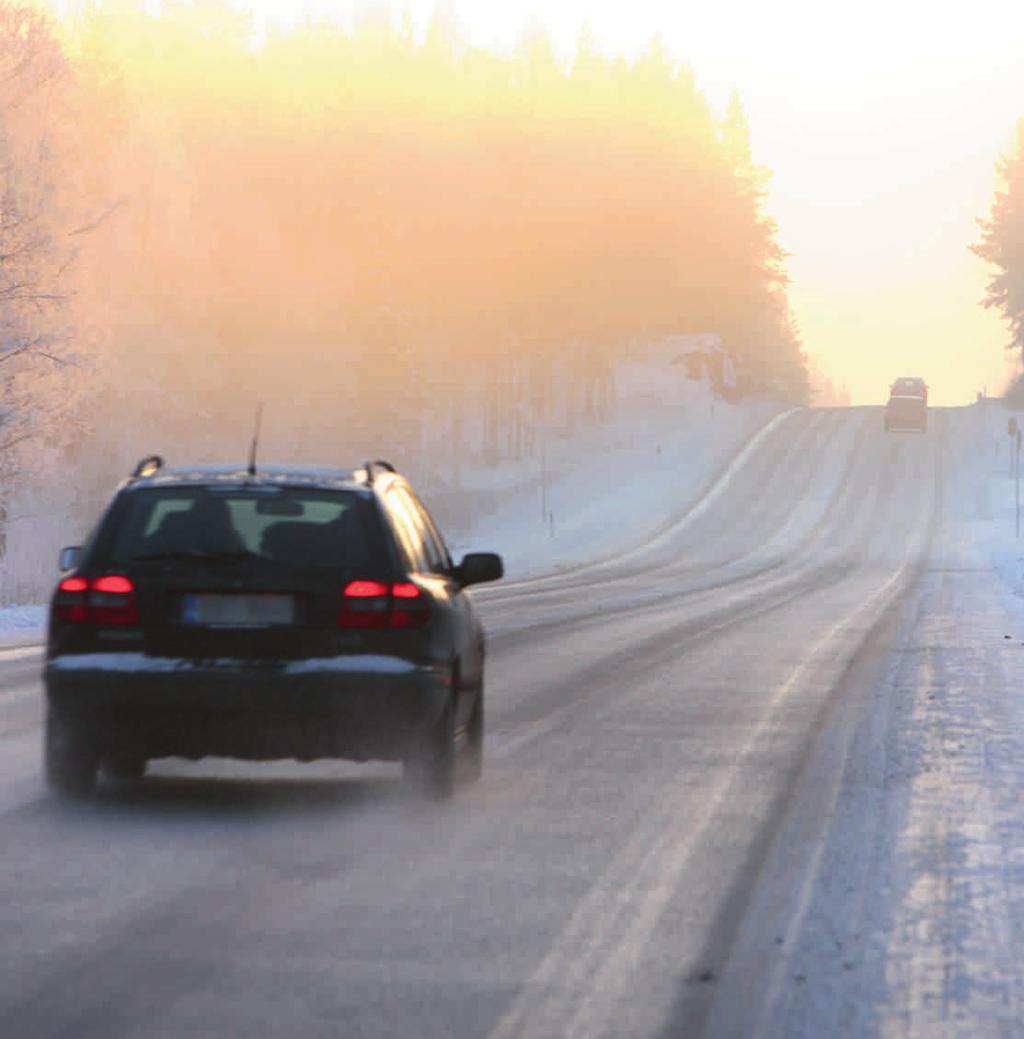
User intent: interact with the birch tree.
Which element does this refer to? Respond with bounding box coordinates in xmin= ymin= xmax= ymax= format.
xmin=0 ymin=3 xmax=74 ymax=459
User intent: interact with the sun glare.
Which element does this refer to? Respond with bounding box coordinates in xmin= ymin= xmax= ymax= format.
xmin=43 ymin=0 xmax=1024 ymax=403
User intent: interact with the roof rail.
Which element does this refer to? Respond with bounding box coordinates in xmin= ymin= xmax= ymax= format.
xmin=132 ymin=455 xmax=164 ymax=478
xmin=362 ymin=459 xmax=396 ymax=486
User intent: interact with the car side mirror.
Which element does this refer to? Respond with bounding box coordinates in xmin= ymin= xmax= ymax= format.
xmin=58 ymin=546 xmax=81 ymax=572
xmin=457 ymin=552 xmax=503 ymax=587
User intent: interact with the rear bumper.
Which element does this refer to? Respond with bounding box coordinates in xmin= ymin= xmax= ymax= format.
xmin=884 ymin=400 xmax=927 ymax=431
xmin=45 ymin=652 xmax=449 ymax=762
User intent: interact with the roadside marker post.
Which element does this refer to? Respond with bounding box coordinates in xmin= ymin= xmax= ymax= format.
xmin=1009 ymin=417 xmax=1019 ymax=480
xmin=1009 ymin=425 xmax=1017 ymax=540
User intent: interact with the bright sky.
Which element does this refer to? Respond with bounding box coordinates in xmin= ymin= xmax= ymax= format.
xmin=61 ymin=0 xmax=1024 ymax=404
xmin=249 ymin=0 xmax=1024 ymax=404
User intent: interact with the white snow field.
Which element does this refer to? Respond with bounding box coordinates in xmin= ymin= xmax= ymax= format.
xmin=0 ymin=346 xmax=783 ymax=640
xmin=433 ymin=381 xmax=784 ymax=580
xmin=0 ymin=604 xmax=47 ymax=648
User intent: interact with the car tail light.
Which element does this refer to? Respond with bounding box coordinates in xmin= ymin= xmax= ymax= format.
xmin=339 ymin=580 xmax=391 ymax=628
xmin=390 ymin=582 xmax=430 ymax=629
xmin=89 ymin=575 xmax=139 ymax=626
xmin=53 ymin=575 xmax=138 ymax=626
xmin=54 ymin=576 xmax=90 ymax=624
xmin=339 ymin=580 xmax=431 ymax=630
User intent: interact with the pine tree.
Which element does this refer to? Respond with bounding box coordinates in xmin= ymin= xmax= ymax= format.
xmin=716 ymin=90 xmax=800 ymax=392
xmin=972 ymin=119 xmax=1024 ymax=359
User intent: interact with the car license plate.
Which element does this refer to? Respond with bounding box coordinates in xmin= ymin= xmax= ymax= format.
xmin=181 ymin=594 xmax=295 ymax=627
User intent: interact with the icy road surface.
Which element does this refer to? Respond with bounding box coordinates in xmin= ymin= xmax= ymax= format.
xmin=1 ymin=405 xmax=1021 ymax=1038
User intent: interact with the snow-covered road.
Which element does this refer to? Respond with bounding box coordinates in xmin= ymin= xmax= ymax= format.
xmin=1 ymin=404 xmax=1021 ymax=1038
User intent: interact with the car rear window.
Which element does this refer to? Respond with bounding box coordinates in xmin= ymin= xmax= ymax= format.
xmin=101 ymin=486 xmax=384 ymax=569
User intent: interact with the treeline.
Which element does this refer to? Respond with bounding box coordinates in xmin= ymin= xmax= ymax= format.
xmin=974 ymin=119 xmax=1024 ymax=378
xmin=4 ymin=0 xmax=805 ymax=499
xmin=0 ymin=3 xmax=76 ymax=480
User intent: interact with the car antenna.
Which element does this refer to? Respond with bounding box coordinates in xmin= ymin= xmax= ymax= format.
xmin=247 ymin=403 xmax=263 ymax=477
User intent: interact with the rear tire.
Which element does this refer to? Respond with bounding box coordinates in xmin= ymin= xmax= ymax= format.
xmin=463 ymin=689 xmax=484 ymax=784
xmin=105 ymin=755 xmax=147 ymax=781
xmin=403 ymin=697 xmax=456 ymax=801
xmin=45 ymin=711 xmax=98 ymax=797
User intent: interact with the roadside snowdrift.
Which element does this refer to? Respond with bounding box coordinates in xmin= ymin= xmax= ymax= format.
xmin=427 ymin=380 xmax=782 ymax=580
xmin=0 ymin=357 xmax=785 ymax=641
xmin=948 ymin=399 xmax=1024 ymax=591
xmin=735 ymin=402 xmax=1024 ymax=1037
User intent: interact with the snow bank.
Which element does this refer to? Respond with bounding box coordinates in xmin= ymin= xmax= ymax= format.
xmin=943 ymin=400 xmax=1024 ymax=591
xmin=424 ymin=376 xmax=783 ymax=580
xmin=0 ymin=605 xmax=46 ymax=647
xmin=0 ymin=339 xmax=787 ymax=635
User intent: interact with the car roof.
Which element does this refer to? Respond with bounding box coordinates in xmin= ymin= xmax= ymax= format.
xmin=123 ymin=463 xmax=376 ymax=493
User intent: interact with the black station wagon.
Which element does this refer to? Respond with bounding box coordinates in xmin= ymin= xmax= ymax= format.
xmin=44 ymin=457 xmax=503 ymax=799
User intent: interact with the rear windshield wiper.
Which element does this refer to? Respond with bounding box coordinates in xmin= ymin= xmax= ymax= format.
xmin=130 ymin=550 xmax=262 ymax=564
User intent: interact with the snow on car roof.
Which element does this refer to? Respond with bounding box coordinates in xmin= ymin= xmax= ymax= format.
xmin=126 ymin=463 xmax=370 ymax=489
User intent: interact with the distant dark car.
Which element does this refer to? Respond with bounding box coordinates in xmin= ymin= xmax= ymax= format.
xmin=44 ymin=457 xmax=503 ymax=799
xmin=884 ymin=394 xmax=928 ymax=432
xmin=889 ymin=376 xmax=928 ymax=403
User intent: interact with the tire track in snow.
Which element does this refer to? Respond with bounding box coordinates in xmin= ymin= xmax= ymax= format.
xmin=485 ymin=555 xmax=928 ymax=1039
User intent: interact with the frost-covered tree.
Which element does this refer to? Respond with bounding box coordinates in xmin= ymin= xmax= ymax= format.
xmin=0 ymin=3 xmax=74 ymax=460
xmin=972 ymin=119 xmax=1024 ymax=360
xmin=716 ymin=90 xmax=805 ymax=396
xmin=0 ymin=3 xmax=80 ymax=586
